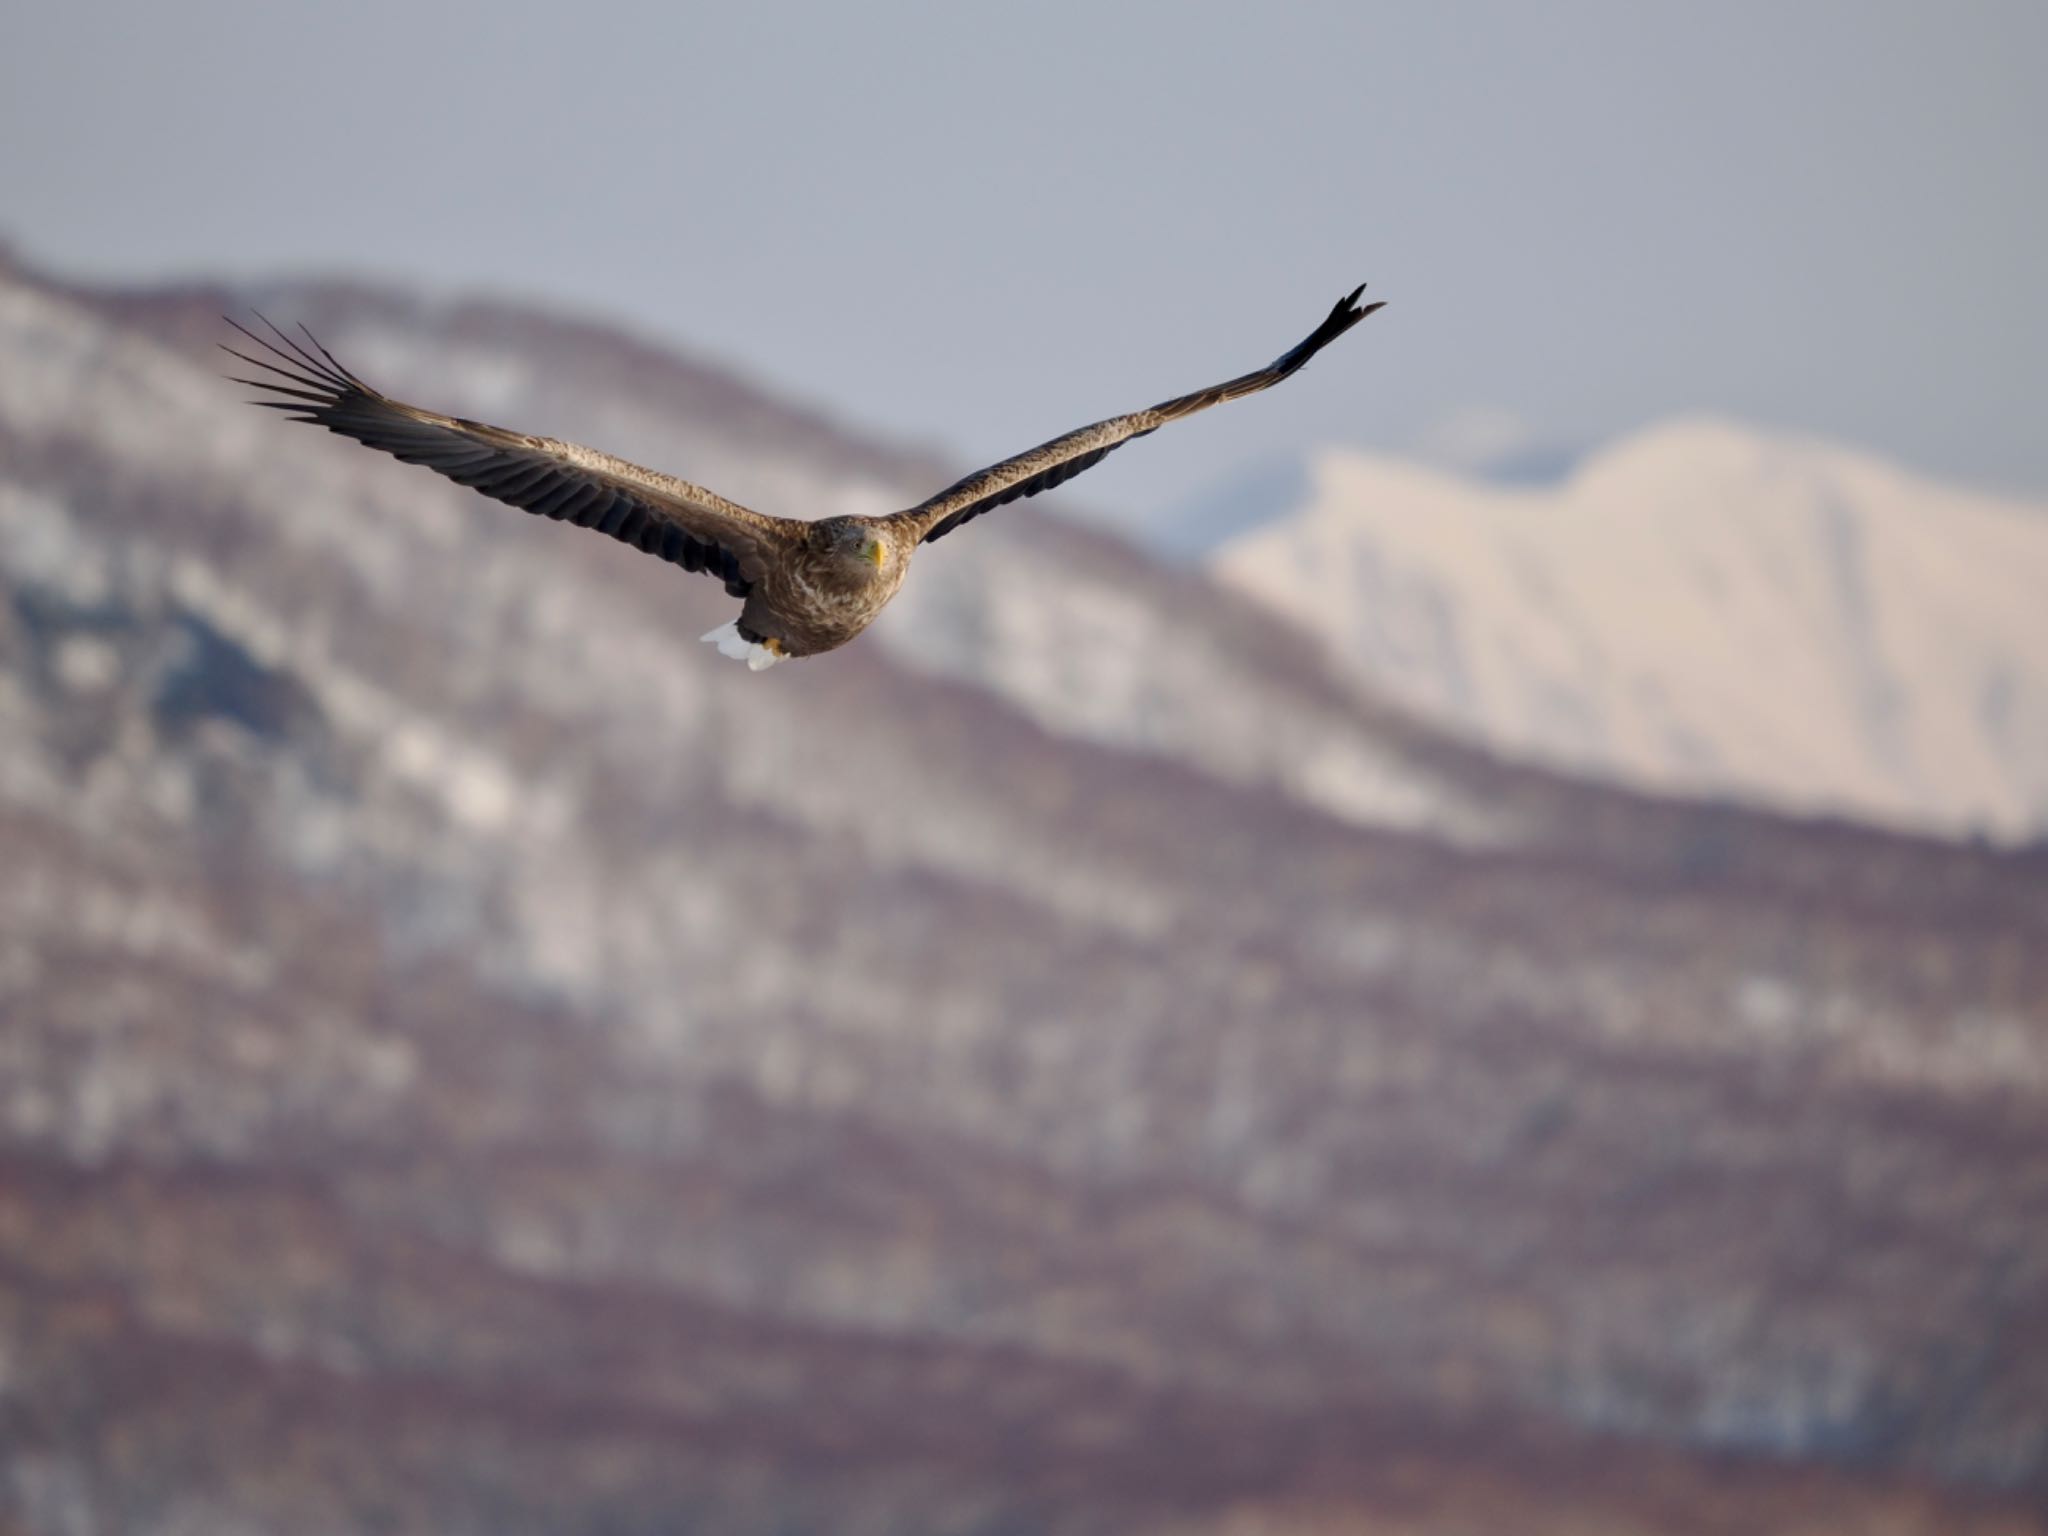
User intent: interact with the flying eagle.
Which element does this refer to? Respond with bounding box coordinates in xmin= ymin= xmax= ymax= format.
xmin=227 ymin=284 xmax=1383 ymax=669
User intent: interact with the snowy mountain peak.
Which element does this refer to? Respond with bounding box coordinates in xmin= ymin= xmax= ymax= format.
xmin=1212 ymin=420 xmax=2048 ymax=841
xmin=1578 ymin=413 xmax=1778 ymax=482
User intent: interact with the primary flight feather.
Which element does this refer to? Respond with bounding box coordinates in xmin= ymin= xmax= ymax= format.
xmin=227 ymin=283 xmax=1384 ymax=669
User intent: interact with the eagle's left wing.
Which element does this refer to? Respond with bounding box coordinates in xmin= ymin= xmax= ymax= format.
xmin=885 ymin=282 xmax=1383 ymax=546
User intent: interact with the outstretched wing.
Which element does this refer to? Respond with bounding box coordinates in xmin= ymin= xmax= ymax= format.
xmin=225 ymin=316 xmax=799 ymax=597
xmin=886 ymin=283 xmax=1384 ymax=546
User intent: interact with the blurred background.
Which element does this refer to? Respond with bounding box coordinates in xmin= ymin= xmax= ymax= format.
xmin=3 ymin=3 xmax=2046 ymax=1533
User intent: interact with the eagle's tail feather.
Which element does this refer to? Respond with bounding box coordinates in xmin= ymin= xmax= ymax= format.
xmin=701 ymin=620 xmax=786 ymax=671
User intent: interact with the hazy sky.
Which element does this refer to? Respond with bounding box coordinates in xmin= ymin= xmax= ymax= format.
xmin=4 ymin=1 xmax=2044 ymax=519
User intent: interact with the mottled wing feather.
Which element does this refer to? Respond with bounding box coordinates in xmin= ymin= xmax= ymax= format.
xmin=910 ymin=425 xmax=1155 ymax=545
xmin=889 ymin=283 xmax=1384 ymax=546
xmin=225 ymin=316 xmax=799 ymax=596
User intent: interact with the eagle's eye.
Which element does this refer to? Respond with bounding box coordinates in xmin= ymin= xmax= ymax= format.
xmin=828 ymin=525 xmax=883 ymax=568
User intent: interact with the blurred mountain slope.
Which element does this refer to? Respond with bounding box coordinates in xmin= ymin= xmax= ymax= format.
xmin=2 ymin=251 xmax=2044 ymax=1535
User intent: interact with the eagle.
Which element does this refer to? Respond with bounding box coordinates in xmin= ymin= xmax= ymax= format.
xmin=227 ymin=283 xmax=1384 ymax=669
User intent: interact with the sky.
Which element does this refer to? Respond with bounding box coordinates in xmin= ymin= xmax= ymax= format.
xmin=3 ymin=1 xmax=2044 ymax=522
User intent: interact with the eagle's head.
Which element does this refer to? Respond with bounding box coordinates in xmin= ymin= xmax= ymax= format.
xmin=811 ymin=518 xmax=891 ymax=576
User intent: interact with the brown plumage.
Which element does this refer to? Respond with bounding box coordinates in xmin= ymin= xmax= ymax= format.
xmin=226 ymin=283 xmax=1383 ymax=668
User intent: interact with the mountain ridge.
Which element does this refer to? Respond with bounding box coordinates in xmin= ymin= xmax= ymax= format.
xmin=1208 ymin=426 xmax=2048 ymax=842
xmin=3 ymin=251 xmax=2044 ymax=1535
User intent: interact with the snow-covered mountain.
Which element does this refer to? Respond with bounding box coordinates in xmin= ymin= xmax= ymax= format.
xmin=4 ymin=251 xmax=2047 ymax=1536
xmin=1208 ymin=423 xmax=2048 ymax=843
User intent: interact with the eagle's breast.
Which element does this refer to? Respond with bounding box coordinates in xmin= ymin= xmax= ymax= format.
xmin=753 ymin=539 xmax=910 ymax=657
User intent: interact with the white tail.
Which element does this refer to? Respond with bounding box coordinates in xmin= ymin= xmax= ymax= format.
xmin=701 ymin=620 xmax=786 ymax=671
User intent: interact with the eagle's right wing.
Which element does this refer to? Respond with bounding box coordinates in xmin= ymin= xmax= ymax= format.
xmin=226 ymin=317 xmax=800 ymax=597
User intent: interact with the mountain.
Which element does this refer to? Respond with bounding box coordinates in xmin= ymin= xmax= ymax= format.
xmin=3 ymin=248 xmax=2046 ymax=1535
xmin=1208 ymin=427 xmax=2048 ymax=843
xmin=1120 ymin=455 xmax=1318 ymax=560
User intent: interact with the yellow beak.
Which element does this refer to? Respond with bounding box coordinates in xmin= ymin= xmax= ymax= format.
xmin=862 ymin=537 xmax=886 ymax=568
